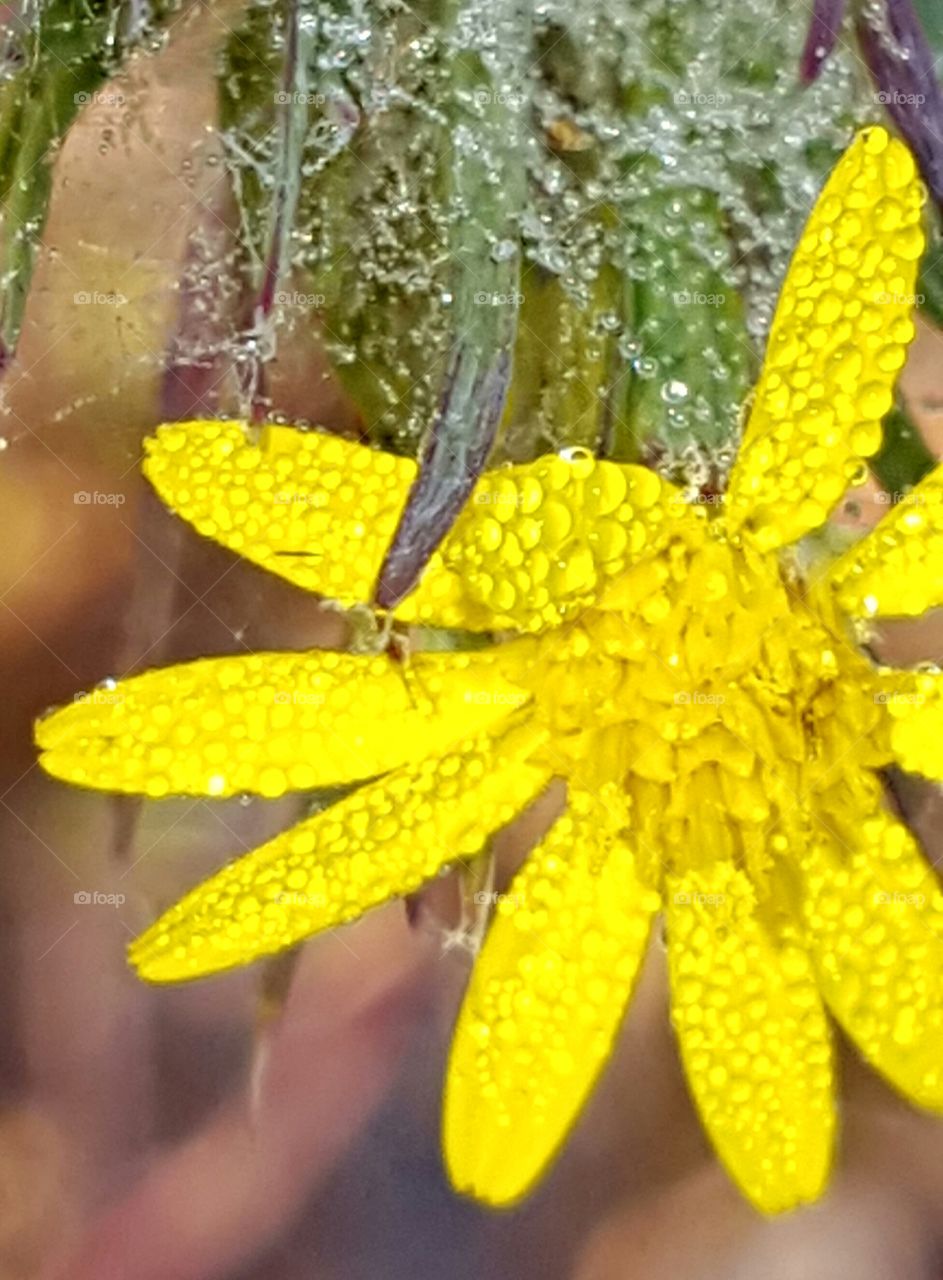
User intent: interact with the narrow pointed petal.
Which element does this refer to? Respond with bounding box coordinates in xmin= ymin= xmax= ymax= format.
xmin=143 ymin=420 xmax=416 ymax=607
xmin=405 ymin=452 xmax=685 ymax=632
xmin=444 ymin=786 xmax=658 ymax=1206
xmin=36 ymin=646 xmax=532 ymax=799
xmin=802 ymin=805 xmax=943 ymax=1109
xmin=143 ymin=420 xmax=684 ymax=634
xmin=130 ymin=720 xmax=551 ymax=984
xmin=667 ymin=864 xmax=834 ymax=1214
xmin=830 ymin=461 xmax=943 ymax=618
xmin=726 ymin=126 xmax=925 ymax=551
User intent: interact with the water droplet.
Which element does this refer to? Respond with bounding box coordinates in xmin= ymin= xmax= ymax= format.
xmin=661 ymin=379 xmax=690 ymax=404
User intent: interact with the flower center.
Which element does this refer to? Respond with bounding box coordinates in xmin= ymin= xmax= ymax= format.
xmin=539 ymin=520 xmax=883 ymax=893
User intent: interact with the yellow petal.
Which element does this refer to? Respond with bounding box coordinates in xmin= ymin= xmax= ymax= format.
xmin=870 ymin=666 xmax=943 ymax=782
xmin=443 ymin=785 xmax=658 ymax=1206
xmin=129 ymin=720 xmax=551 ymax=983
xmin=36 ymin=646 xmax=533 ymax=799
xmin=727 ymin=126 xmax=925 ymax=551
xmin=404 ymin=450 xmax=684 ymax=632
xmin=830 ymin=462 xmax=943 ymax=618
xmin=143 ymin=420 xmax=414 ymax=607
xmin=802 ymin=806 xmax=943 ymax=1109
xmin=667 ymin=864 xmax=834 ymax=1214
xmin=143 ymin=421 xmax=683 ymax=633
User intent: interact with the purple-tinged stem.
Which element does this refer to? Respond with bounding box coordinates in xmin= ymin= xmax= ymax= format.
xmin=374 ymin=342 xmax=511 ymax=610
xmin=237 ymin=0 xmax=308 ymax=425
xmin=800 ymin=0 xmax=847 ymax=83
xmin=858 ymin=0 xmax=943 ymax=210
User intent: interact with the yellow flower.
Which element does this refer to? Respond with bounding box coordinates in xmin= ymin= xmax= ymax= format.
xmin=35 ymin=126 xmax=943 ymax=1214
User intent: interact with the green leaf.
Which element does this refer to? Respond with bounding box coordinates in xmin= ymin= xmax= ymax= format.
xmin=913 ymin=0 xmax=943 ymax=52
xmin=616 ymin=181 xmax=754 ymax=462
xmin=374 ymin=0 xmax=530 ymax=604
xmin=871 ymin=404 xmax=936 ymax=495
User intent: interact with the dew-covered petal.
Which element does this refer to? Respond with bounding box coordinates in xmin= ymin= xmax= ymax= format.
xmin=143 ymin=421 xmax=416 ymax=608
xmin=405 ymin=449 xmax=685 ymax=633
xmin=36 ymin=646 xmax=532 ymax=799
xmin=870 ymin=666 xmax=943 ymax=782
xmin=830 ymin=463 xmax=943 ymax=618
xmin=129 ymin=720 xmax=551 ymax=983
xmin=443 ymin=785 xmax=658 ymax=1206
xmin=667 ymin=864 xmax=834 ymax=1214
xmin=802 ymin=808 xmax=943 ymax=1109
xmin=143 ymin=422 xmax=684 ymax=633
xmin=726 ymin=126 xmax=925 ymax=551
